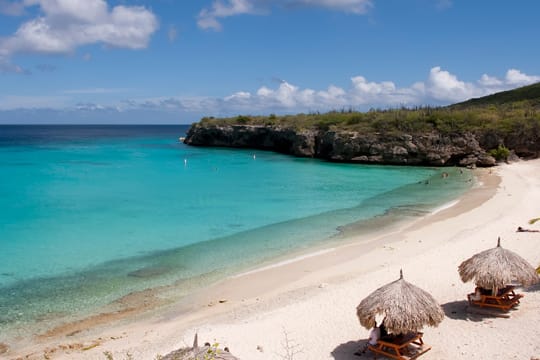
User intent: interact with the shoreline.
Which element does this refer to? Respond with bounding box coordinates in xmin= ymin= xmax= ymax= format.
xmin=7 ymin=161 xmax=540 ymax=359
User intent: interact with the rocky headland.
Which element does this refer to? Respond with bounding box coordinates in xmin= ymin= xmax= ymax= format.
xmin=184 ymin=122 xmax=540 ymax=167
xmin=185 ymin=124 xmax=501 ymax=167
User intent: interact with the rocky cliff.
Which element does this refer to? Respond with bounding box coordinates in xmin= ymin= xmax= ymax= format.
xmin=184 ymin=123 xmax=499 ymax=167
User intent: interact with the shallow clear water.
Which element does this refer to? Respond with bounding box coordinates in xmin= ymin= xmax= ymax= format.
xmin=0 ymin=125 xmax=474 ymax=339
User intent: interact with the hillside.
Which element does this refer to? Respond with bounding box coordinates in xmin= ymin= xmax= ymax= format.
xmin=450 ymin=82 xmax=540 ymax=109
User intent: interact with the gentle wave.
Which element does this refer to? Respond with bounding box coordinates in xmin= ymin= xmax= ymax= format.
xmin=230 ymin=248 xmax=337 ymax=278
xmin=430 ymin=199 xmax=460 ymax=215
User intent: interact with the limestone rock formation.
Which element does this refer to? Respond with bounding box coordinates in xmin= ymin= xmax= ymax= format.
xmin=184 ymin=123 xmax=498 ymax=167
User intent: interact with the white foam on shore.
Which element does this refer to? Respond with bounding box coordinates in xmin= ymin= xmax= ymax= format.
xmin=430 ymin=199 xmax=460 ymax=215
xmin=230 ymin=248 xmax=336 ymax=278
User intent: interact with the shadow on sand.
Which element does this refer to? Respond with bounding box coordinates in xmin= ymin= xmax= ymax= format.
xmin=523 ymin=282 xmax=540 ymax=293
xmin=442 ymin=299 xmax=520 ymax=321
xmin=442 ymin=299 xmax=479 ymax=321
xmin=331 ymin=339 xmax=368 ymax=360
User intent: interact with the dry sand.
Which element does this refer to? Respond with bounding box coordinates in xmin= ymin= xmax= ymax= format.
xmin=7 ymin=159 xmax=540 ymax=360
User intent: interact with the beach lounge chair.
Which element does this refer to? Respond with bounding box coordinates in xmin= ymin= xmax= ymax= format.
xmin=467 ymin=286 xmax=523 ymax=311
xmin=367 ymin=332 xmax=432 ymax=360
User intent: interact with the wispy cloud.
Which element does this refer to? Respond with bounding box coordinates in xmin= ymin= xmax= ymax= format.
xmin=197 ymin=0 xmax=372 ymax=31
xmin=197 ymin=0 xmax=259 ymax=31
xmin=0 ymin=0 xmax=25 ymax=16
xmin=289 ymin=0 xmax=373 ymax=14
xmin=168 ymin=25 xmax=178 ymax=42
xmin=0 ymin=94 xmax=70 ymax=110
xmin=62 ymin=87 xmax=134 ymax=95
xmin=436 ymin=0 xmax=452 ymax=10
xmin=36 ymin=63 xmax=57 ymax=72
xmin=0 ymin=55 xmax=30 ymax=74
xmin=0 ymin=0 xmax=159 ymax=72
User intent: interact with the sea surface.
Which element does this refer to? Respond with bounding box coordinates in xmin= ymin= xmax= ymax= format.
xmin=0 ymin=125 xmax=474 ymax=341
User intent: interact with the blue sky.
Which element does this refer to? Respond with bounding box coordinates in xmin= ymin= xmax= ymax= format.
xmin=0 ymin=0 xmax=539 ymax=124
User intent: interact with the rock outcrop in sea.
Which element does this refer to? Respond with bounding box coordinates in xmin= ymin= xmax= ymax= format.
xmin=184 ymin=123 xmax=500 ymax=167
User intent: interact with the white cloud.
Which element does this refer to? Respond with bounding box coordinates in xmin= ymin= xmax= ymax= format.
xmin=245 ymin=81 xmax=348 ymax=110
xmin=197 ymin=0 xmax=372 ymax=30
xmin=350 ymin=76 xmax=401 ymax=104
xmin=478 ymin=74 xmax=503 ymax=88
xmin=24 ymin=0 xmax=109 ymax=23
xmin=316 ymin=85 xmax=346 ymax=103
xmin=197 ymin=0 xmax=257 ymax=31
xmin=352 ymin=78 xmax=422 ymax=107
xmin=75 ymin=102 xmax=107 ymax=111
xmin=505 ymin=68 xmax=540 ymax=86
xmin=259 ymin=81 xmax=298 ymax=107
xmin=0 ymin=0 xmax=158 ymax=60
xmin=224 ymin=91 xmax=251 ymax=101
xmin=425 ymin=66 xmax=483 ymax=102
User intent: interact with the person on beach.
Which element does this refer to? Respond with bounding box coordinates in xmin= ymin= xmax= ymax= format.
xmin=517 ymin=226 xmax=540 ymax=233
xmin=355 ymin=321 xmax=380 ymax=356
xmin=379 ymin=319 xmax=388 ymax=339
xmin=469 ymin=287 xmax=483 ymax=301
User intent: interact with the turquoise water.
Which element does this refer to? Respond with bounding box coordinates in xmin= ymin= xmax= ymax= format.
xmin=0 ymin=125 xmax=473 ymax=339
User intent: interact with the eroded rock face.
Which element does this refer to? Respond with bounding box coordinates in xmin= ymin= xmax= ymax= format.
xmin=184 ymin=124 xmax=500 ymax=167
xmin=316 ymin=131 xmax=497 ymax=166
xmin=184 ymin=124 xmax=317 ymax=157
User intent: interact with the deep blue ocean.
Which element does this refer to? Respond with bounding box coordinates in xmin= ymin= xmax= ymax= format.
xmin=0 ymin=125 xmax=474 ymax=340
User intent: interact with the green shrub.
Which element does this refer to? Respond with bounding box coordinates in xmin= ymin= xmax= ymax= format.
xmin=236 ymin=115 xmax=251 ymax=124
xmin=489 ymin=145 xmax=511 ymax=161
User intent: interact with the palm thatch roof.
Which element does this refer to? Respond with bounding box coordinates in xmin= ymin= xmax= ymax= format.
xmin=458 ymin=237 xmax=539 ymax=291
xmin=356 ymin=270 xmax=444 ymax=335
xmin=162 ymin=334 xmax=240 ymax=360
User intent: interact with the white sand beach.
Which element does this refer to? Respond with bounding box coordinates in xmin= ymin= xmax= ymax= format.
xmin=6 ymin=159 xmax=540 ymax=360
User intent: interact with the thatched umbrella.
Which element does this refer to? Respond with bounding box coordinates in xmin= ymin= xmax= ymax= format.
xmin=458 ymin=237 xmax=539 ymax=293
xmin=356 ymin=270 xmax=444 ymax=335
xmin=162 ymin=333 xmax=240 ymax=360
